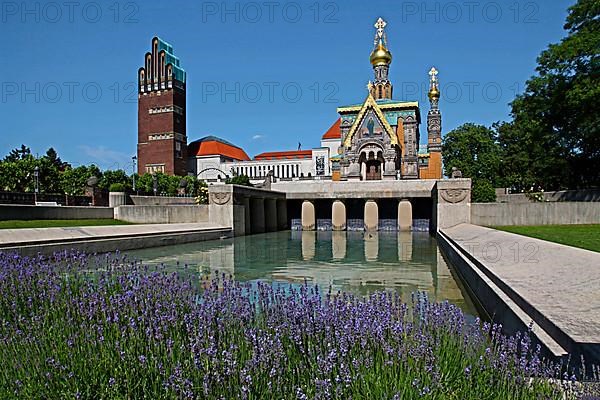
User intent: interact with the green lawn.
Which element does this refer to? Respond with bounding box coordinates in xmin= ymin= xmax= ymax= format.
xmin=0 ymin=219 xmax=133 ymax=229
xmin=494 ymin=224 xmax=600 ymax=253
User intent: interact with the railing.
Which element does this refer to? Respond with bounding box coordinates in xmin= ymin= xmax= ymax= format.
xmin=0 ymin=192 xmax=95 ymax=206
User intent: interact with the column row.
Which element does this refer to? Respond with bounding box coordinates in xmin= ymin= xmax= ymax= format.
xmin=301 ymin=199 xmax=413 ymax=231
xmin=245 ymin=197 xmax=287 ymax=234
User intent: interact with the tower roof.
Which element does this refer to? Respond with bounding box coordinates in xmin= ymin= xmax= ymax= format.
xmin=370 ymin=42 xmax=392 ymax=67
xmin=188 ymin=136 xmax=250 ymax=161
xmin=156 ymin=37 xmax=186 ymax=83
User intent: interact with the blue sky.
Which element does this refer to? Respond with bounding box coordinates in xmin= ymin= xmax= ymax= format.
xmin=1 ymin=0 xmax=572 ymax=171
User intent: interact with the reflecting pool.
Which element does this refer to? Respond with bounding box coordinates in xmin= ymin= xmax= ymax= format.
xmin=124 ymin=231 xmax=477 ymax=316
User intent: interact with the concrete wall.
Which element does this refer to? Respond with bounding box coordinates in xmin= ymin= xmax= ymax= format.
xmin=496 ymin=189 xmax=600 ymax=203
xmin=2 ymin=226 xmax=232 ymax=257
xmin=130 ymin=195 xmax=195 ymax=206
xmin=471 ymin=202 xmax=600 ymax=226
xmin=208 ymin=184 xmax=286 ymax=236
xmin=115 ymin=205 xmax=209 ymax=224
xmin=0 ymin=205 xmax=113 ymax=221
xmin=432 ymin=179 xmax=472 ymax=230
xmin=436 ymin=229 xmax=569 ymax=362
xmin=272 ymin=180 xmax=436 ymax=199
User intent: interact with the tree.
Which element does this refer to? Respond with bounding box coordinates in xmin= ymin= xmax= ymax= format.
xmin=4 ymin=145 xmax=31 ymax=162
xmin=180 ymin=175 xmax=208 ymax=197
xmin=99 ymin=170 xmax=131 ymax=192
xmin=442 ymin=123 xmax=501 ymax=202
xmin=0 ymin=156 xmax=38 ymax=193
xmin=0 ymin=146 xmax=68 ymax=194
xmin=60 ymin=165 xmax=102 ymax=196
xmin=44 ymin=148 xmax=69 ymax=171
xmin=509 ymin=0 xmax=600 ymax=189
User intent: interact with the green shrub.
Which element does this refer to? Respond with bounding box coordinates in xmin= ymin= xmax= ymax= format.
xmin=472 ymin=179 xmax=496 ymax=203
xmin=226 ymin=175 xmax=253 ymax=186
xmin=108 ymin=183 xmax=126 ymax=192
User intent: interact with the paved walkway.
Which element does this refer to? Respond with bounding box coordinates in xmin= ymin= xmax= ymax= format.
xmin=0 ymin=223 xmax=227 ymax=246
xmin=441 ymin=224 xmax=600 ymax=363
xmin=0 ymin=223 xmax=231 ymax=256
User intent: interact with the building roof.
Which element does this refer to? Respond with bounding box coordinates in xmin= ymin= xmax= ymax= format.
xmin=254 ymin=150 xmax=313 ymax=160
xmin=188 ymin=136 xmax=250 ymax=161
xmin=337 ymin=100 xmax=419 ymax=113
xmin=156 ymin=37 xmax=186 ymax=83
xmin=321 ymin=119 xmax=341 ymax=140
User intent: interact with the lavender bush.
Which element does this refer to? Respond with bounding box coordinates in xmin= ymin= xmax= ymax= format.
xmin=0 ymin=251 xmax=594 ymax=399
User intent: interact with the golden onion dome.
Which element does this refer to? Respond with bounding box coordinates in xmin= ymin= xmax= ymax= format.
xmin=428 ymin=85 xmax=440 ymax=100
xmin=370 ymin=42 xmax=392 ymax=66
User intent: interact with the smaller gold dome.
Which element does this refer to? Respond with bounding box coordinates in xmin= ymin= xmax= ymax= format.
xmin=428 ymin=85 xmax=440 ymax=100
xmin=370 ymin=42 xmax=392 ymax=66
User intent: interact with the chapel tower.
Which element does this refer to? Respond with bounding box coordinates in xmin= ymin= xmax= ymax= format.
xmin=369 ymin=18 xmax=393 ymax=100
xmin=426 ymin=67 xmax=443 ymax=179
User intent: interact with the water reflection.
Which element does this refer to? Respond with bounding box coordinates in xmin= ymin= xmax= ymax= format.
xmin=331 ymin=231 xmax=346 ymax=260
xmin=124 ymin=231 xmax=476 ymax=316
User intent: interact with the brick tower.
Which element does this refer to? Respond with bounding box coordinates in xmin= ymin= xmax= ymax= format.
xmin=137 ymin=37 xmax=187 ymax=176
xmin=426 ymin=67 xmax=443 ymax=179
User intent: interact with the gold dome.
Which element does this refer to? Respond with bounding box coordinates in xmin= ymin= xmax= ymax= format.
xmin=370 ymin=42 xmax=392 ymax=66
xmin=428 ymin=85 xmax=440 ymax=100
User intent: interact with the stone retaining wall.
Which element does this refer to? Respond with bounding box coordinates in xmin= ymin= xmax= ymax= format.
xmin=114 ymin=205 xmax=209 ymax=224
xmin=130 ymin=195 xmax=195 ymax=206
xmin=496 ymin=189 xmax=600 ymax=203
xmin=0 ymin=205 xmax=113 ymax=221
xmin=471 ymin=202 xmax=600 ymax=226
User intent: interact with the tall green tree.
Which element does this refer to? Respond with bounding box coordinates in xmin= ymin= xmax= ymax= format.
xmin=3 ymin=145 xmax=31 ymax=162
xmin=60 ymin=165 xmax=102 ymax=196
xmin=442 ymin=123 xmax=502 ymax=202
xmin=509 ymin=0 xmax=600 ymax=189
xmin=99 ymin=170 xmax=131 ymax=192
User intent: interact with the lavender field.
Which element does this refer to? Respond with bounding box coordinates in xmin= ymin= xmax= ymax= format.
xmin=0 ymin=251 xmax=594 ymax=399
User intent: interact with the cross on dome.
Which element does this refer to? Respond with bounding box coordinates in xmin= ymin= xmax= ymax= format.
xmin=373 ymin=17 xmax=388 ymax=47
xmin=429 ymin=67 xmax=439 ymax=83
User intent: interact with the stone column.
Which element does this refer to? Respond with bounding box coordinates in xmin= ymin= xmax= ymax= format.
xmin=398 ymin=199 xmax=413 ymax=231
xmin=277 ymin=199 xmax=288 ymax=230
xmin=402 ymin=118 xmax=419 ymax=179
xmin=383 ymin=149 xmax=397 ymax=180
xmin=332 ymin=200 xmax=346 ymax=231
xmin=301 ymin=200 xmax=315 ymax=231
xmin=364 ymin=200 xmax=379 ymax=231
xmin=250 ymin=197 xmax=265 ymax=234
xmin=265 ymin=198 xmax=278 ymax=232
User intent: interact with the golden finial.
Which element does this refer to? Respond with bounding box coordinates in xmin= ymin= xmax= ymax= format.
xmin=370 ymin=17 xmax=392 ymax=66
xmin=428 ymin=67 xmax=440 ymax=100
xmin=367 ymin=81 xmax=373 ymax=92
